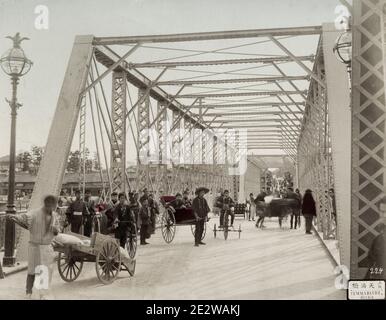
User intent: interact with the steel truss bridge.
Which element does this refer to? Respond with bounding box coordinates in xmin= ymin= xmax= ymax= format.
xmin=14 ymin=0 xmax=386 ymax=281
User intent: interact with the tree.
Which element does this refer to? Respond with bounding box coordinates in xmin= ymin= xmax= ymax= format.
xmin=67 ymin=151 xmax=80 ymax=173
xmin=93 ymin=152 xmax=101 ymax=171
xmin=30 ymin=146 xmax=44 ymax=174
xmin=17 ymin=151 xmax=32 ymax=172
xmin=85 ymin=159 xmax=93 ymax=173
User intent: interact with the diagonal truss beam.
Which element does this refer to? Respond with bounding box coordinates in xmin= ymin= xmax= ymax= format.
xmin=270 ymin=36 xmax=326 ymax=89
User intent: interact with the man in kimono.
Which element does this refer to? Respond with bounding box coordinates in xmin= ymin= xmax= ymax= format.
xmin=182 ymin=190 xmax=192 ymax=207
xmin=65 ymin=190 xmax=86 ymax=234
xmin=192 ymin=187 xmax=210 ymax=246
xmin=148 ymin=193 xmax=159 ymax=235
xmin=83 ymin=190 xmax=95 ymax=237
xmin=139 ymin=198 xmax=151 ymax=245
xmin=112 ymin=193 xmax=134 ymax=247
xmin=171 ymin=193 xmax=186 ymax=210
xmin=139 ymin=188 xmax=149 ymax=204
xmin=9 ymin=195 xmax=61 ymax=299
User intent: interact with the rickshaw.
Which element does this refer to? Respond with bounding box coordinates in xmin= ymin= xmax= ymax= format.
xmin=159 ymin=195 xmax=209 ymax=243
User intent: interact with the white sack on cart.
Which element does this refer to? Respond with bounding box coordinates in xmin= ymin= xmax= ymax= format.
xmin=53 ymin=233 xmax=83 ymax=246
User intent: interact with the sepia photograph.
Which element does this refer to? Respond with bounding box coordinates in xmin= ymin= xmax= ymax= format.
xmin=0 ymin=0 xmax=385 ymax=308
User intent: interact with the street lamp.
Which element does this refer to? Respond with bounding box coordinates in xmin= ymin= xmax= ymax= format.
xmin=1 ymin=33 xmax=32 ymax=267
xmin=333 ymin=29 xmax=352 ymax=88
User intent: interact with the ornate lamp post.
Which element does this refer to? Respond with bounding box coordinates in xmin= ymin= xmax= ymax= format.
xmin=1 ymin=33 xmax=32 ymax=267
xmin=333 ymin=29 xmax=352 ymax=88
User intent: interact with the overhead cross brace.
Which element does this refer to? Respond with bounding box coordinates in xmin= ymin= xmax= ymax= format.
xmin=158 ymin=75 xmax=309 ymax=86
xmin=94 ymin=25 xmax=322 ymax=45
xmin=176 ymin=90 xmax=307 ymax=99
xmin=132 ymin=55 xmax=315 ymax=68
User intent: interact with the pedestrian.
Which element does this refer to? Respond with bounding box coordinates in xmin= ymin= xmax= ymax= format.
xmin=83 ymin=190 xmax=95 ymax=237
xmin=65 ymin=190 xmax=86 ymax=234
xmin=105 ymin=192 xmax=118 ymax=229
xmin=255 ymin=188 xmax=267 ymax=228
xmin=192 ymin=187 xmax=210 ymax=247
xmin=295 ymin=188 xmax=302 ymax=227
xmin=148 ymin=193 xmax=159 ymax=234
xmin=139 ymin=198 xmax=151 ymax=245
xmin=139 ymin=187 xmax=149 ymax=203
xmin=113 ymin=193 xmax=134 ymax=248
xmin=329 ymin=188 xmax=337 ymax=223
xmin=249 ymin=193 xmax=256 ymax=221
xmin=286 ymin=187 xmax=301 ymax=229
xmin=9 ymin=195 xmax=61 ymax=299
xmin=302 ymin=189 xmax=316 ymax=234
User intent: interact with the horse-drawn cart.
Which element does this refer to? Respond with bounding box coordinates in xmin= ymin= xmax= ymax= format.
xmin=256 ymin=198 xmax=299 ymax=227
xmin=159 ymin=196 xmax=208 ymax=244
xmin=53 ymin=232 xmax=136 ymax=285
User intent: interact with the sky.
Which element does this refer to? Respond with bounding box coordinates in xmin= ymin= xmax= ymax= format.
xmin=0 ymin=0 xmax=343 ymax=160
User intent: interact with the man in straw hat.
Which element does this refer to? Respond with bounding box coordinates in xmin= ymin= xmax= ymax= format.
xmin=192 ymin=187 xmax=210 ymax=247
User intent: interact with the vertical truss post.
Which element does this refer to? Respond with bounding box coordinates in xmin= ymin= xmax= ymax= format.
xmin=351 ymin=0 xmax=386 ymax=279
xmin=184 ymin=119 xmax=194 ymax=192
xmin=171 ymin=110 xmax=181 ymax=194
xmin=110 ymin=71 xmax=127 ymax=193
xmin=213 ymin=136 xmax=219 ymax=193
xmin=156 ymin=101 xmax=168 ymax=196
xmin=137 ymin=88 xmax=150 ymax=192
xmin=78 ymin=95 xmax=86 ymax=195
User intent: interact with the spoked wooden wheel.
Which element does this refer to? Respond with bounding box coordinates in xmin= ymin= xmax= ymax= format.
xmin=161 ymin=210 xmax=176 ymax=243
xmin=92 ymin=214 xmax=101 ymax=233
xmin=58 ymin=252 xmax=83 ymax=282
xmin=224 ymin=212 xmax=229 ymax=240
xmin=190 ymin=222 xmax=206 ymax=240
xmin=126 ymin=223 xmax=138 ymax=259
xmin=95 ymin=239 xmax=121 ymax=284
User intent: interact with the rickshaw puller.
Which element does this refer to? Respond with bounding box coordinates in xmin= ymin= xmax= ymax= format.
xmin=192 ymin=187 xmax=210 ymax=246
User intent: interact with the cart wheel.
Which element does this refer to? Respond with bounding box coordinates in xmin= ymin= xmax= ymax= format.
xmin=213 ymin=224 xmax=217 ymax=238
xmin=95 ymin=239 xmax=121 ymax=285
xmin=161 ymin=210 xmax=176 ymax=243
xmin=58 ymin=252 xmax=83 ymax=282
xmin=224 ymin=226 xmax=229 ymax=240
xmin=202 ymin=222 xmax=207 ymax=240
xmin=126 ymin=223 xmax=138 ymax=259
xmin=224 ymin=212 xmax=229 ymax=240
xmin=128 ymin=259 xmax=136 ymax=277
xmin=238 ymin=224 xmax=241 ymax=239
xmin=92 ymin=215 xmax=101 ymax=233
xmin=190 ymin=224 xmax=195 ymax=237
xmin=190 ymin=222 xmax=206 ymax=240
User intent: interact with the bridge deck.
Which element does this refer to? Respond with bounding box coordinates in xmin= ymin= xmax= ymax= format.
xmin=0 ymin=217 xmax=344 ymax=300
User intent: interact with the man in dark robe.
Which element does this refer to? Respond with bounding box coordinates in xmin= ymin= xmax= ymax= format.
xmin=113 ymin=193 xmax=134 ymax=248
xmin=65 ymin=190 xmax=86 ymax=234
xmin=192 ymin=187 xmax=210 ymax=246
